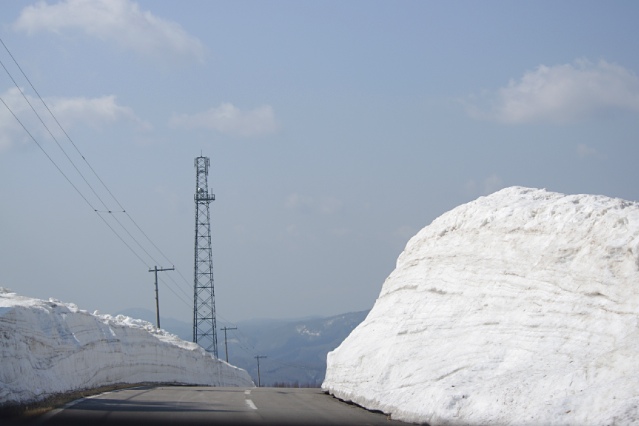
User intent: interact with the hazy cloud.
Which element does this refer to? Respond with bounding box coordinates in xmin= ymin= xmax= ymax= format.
xmin=577 ymin=144 xmax=601 ymax=159
xmin=286 ymin=224 xmax=300 ymax=237
xmin=483 ymin=174 xmax=504 ymax=194
xmin=13 ymin=0 xmax=207 ymax=61
xmin=170 ymin=103 xmax=278 ymax=138
xmin=392 ymin=225 xmax=417 ymax=244
xmin=286 ymin=193 xmax=342 ymax=215
xmin=154 ymin=185 xmax=179 ymax=211
xmin=0 ymin=87 xmax=147 ymax=151
xmin=467 ymin=60 xmax=639 ymax=124
xmin=465 ymin=174 xmax=504 ymax=195
xmin=331 ymin=227 xmax=352 ymax=237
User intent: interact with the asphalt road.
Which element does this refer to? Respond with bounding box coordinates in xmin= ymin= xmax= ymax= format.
xmin=27 ymin=386 xmax=410 ymax=426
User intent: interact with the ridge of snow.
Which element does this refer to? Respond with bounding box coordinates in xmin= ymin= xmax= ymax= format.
xmin=323 ymin=186 xmax=639 ymax=425
xmin=0 ymin=289 xmax=254 ymax=405
xmin=296 ymin=325 xmax=321 ymax=337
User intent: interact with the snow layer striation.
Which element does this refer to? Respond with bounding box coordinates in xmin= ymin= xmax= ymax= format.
xmin=0 ymin=290 xmax=254 ymax=405
xmin=323 ymin=187 xmax=639 ymax=425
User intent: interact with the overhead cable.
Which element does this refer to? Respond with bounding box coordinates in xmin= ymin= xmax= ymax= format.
xmin=0 ymin=37 xmax=194 ymax=306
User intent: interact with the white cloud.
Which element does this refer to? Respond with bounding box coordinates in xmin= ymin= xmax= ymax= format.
xmin=13 ymin=0 xmax=206 ymax=61
xmin=49 ymin=94 xmax=149 ymax=129
xmin=467 ymin=60 xmax=639 ymax=124
xmin=170 ymin=103 xmax=278 ymax=138
xmin=0 ymin=87 xmax=147 ymax=151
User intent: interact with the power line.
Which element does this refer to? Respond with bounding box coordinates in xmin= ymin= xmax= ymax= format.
xmin=0 ymin=37 xmax=120 ymax=211
xmin=0 ymin=96 xmax=98 ymax=212
xmin=2 ymin=36 xmax=192 ymax=287
xmin=0 ymin=52 xmax=163 ymax=271
xmin=255 ymin=356 xmax=267 ymax=387
xmin=149 ymin=266 xmax=175 ymax=328
xmin=215 ymin=318 xmax=258 ymax=358
xmin=220 ymin=326 xmax=238 ymax=363
xmin=0 ymin=55 xmax=113 ymax=214
xmin=1 ymin=41 xmax=194 ymax=290
xmin=158 ymin=276 xmax=191 ymax=308
xmin=0 ymin=37 xmax=194 ymax=310
xmin=0 ymin=89 xmax=151 ymax=270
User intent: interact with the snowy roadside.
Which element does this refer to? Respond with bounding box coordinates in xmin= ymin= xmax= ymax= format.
xmin=324 ymin=187 xmax=639 ymax=425
xmin=0 ymin=288 xmax=254 ymax=408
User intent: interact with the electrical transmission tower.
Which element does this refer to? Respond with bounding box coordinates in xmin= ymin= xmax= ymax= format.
xmin=193 ymin=155 xmax=218 ymax=357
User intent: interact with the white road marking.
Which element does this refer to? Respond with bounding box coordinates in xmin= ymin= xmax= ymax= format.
xmin=245 ymin=399 xmax=258 ymax=410
xmin=244 ymin=389 xmax=251 ymax=395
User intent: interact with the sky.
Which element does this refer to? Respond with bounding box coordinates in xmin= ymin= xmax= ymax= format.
xmin=0 ymin=0 xmax=638 ymax=324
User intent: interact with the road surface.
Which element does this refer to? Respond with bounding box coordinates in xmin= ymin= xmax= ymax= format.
xmin=29 ymin=386 xmax=410 ymax=425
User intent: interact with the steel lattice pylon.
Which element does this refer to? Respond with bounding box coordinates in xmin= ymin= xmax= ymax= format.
xmin=193 ymin=156 xmax=218 ymax=357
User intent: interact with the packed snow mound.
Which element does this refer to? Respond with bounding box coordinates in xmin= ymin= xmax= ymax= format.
xmin=323 ymin=187 xmax=639 ymax=425
xmin=0 ymin=289 xmax=254 ymax=406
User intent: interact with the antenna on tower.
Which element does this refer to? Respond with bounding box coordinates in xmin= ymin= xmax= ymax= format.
xmin=193 ymin=155 xmax=218 ymax=357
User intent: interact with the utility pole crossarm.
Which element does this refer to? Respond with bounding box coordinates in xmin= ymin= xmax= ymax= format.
xmin=255 ymin=355 xmax=267 ymax=387
xmin=221 ymin=326 xmax=238 ymax=363
xmin=148 ymin=266 xmax=175 ymax=329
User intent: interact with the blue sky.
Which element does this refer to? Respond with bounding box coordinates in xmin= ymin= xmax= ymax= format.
xmin=1 ymin=0 xmax=638 ymax=323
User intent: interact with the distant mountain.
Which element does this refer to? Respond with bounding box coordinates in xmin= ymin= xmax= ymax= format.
xmin=226 ymin=311 xmax=370 ymax=387
xmin=116 ymin=308 xmax=369 ymax=387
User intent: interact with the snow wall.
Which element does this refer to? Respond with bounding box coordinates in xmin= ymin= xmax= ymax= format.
xmin=323 ymin=187 xmax=639 ymax=425
xmin=0 ymin=289 xmax=254 ymax=406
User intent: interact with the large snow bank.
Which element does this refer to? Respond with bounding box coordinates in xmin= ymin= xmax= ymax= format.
xmin=0 ymin=289 xmax=254 ymax=406
xmin=323 ymin=187 xmax=639 ymax=425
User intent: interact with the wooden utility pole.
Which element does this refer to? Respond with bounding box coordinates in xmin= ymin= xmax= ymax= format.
xmin=221 ymin=326 xmax=237 ymax=363
xmin=148 ymin=266 xmax=174 ymax=328
xmin=255 ymin=355 xmax=267 ymax=387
